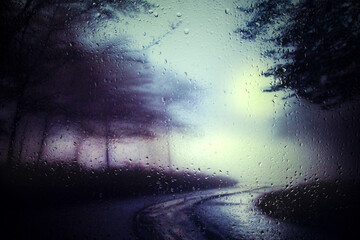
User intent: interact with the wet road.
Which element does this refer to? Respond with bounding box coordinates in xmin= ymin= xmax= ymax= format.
xmin=135 ymin=185 xmax=339 ymax=240
xmin=193 ymin=187 xmax=336 ymax=240
xmin=17 ymin=195 xmax=161 ymax=239
xmin=17 ymin=185 xmax=339 ymax=239
xmin=134 ymin=186 xmax=266 ymax=240
xmin=18 ymin=188 xmax=234 ymax=239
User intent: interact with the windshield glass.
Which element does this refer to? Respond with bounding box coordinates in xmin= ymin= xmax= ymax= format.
xmin=1 ymin=0 xmax=359 ymax=239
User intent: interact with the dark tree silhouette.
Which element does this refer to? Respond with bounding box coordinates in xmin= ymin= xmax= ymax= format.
xmin=1 ymin=0 xmax=191 ymax=166
xmin=236 ymin=0 xmax=360 ymax=108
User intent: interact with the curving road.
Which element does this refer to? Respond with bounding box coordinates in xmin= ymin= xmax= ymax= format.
xmin=134 ymin=186 xmax=271 ymax=240
xmin=16 ymin=185 xmax=337 ymax=239
xmin=135 ymin=185 xmax=336 ymax=240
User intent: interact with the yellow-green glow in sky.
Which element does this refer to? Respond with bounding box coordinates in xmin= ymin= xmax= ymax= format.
xmin=85 ymin=0 xmax=324 ymax=185
xmin=33 ymin=0 xmax=340 ymax=185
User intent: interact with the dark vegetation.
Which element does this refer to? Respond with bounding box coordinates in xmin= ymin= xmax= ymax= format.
xmin=1 ymin=163 xmax=237 ymax=240
xmin=241 ymin=1 xmax=360 ymax=236
xmin=237 ymin=0 xmax=360 ymax=108
xmin=1 ymin=162 xmax=237 ymax=206
xmin=256 ymin=180 xmax=360 ymax=238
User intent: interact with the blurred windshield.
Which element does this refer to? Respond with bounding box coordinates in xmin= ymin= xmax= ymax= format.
xmin=1 ymin=0 xmax=359 ymax=239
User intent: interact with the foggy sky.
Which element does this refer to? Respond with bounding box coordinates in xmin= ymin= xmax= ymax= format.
xmin=1 ymin=0 xmax=359 ymax=186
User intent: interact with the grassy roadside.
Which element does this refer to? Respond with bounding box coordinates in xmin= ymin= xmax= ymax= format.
xmin=255 ymin=180 xmax=360 ymax=238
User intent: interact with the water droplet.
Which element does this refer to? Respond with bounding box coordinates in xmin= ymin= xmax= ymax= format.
xmin=184 ymin=28 xmax=190 ymax=35
xmin=225 ymin=8 xmax=230 ymax=14
xmin=176 ymin=12 xmax=182 ymax=17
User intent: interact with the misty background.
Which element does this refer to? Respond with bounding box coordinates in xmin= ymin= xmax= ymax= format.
xmin=0 ymin=0 xmax=359 ymax=186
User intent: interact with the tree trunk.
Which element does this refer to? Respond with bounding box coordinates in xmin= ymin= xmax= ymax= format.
xmin=73 ymin=138 xmax=81 ymax=166
xmin=6 ymin=5 xmax=60 ymax=165
xmin=37 ymin=114 xmax=50 ymax=163
xmin=18 ymin=118 xmax=30 ymax=162
xmin=73 ymin=129 xmax=83 ymax=168
xmin=7 ymin=97 xmax=24 ymax=165
xmin=166 ymin=127 xmax=172 ymax=169
xmin=105 ymin=120 xmax=110 ymax=169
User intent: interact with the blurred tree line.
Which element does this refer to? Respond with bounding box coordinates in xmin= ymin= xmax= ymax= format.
xmin=0 ymin=0 xmax=189 ymax=166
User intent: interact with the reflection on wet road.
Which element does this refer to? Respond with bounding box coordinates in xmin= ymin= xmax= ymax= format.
xmin=194 ymin=187 xmax=337 ymax=240
xmin=135 ymin=186 xmax=263 ymax=240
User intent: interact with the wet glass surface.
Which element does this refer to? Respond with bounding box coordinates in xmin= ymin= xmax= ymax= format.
xmin=1 ymin=0 xmax=359 ymax=239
